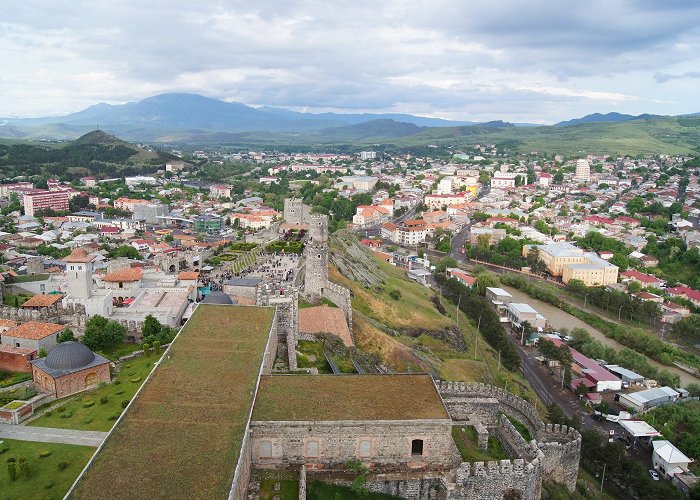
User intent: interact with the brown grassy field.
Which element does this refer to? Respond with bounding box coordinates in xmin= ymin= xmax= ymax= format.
xmin=252 ymin=374 xmax=448 ymax=421
xmin=70 ymin=305 xmax=275 ymax=500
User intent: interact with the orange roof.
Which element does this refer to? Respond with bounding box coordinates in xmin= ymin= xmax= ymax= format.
xmin=5 ymin=321 xmax=64 ymax=340
xmin=102 ymin=267 xmax=143 ymax=282
xmin=0 ymin=319 xmax=18 ymax=328
xmin=62 ymin=248 xmax=95 ymax=263
xmin=21 ymin=294 xmax=64 ymax=308
xmin=0 ymin=344 xmax=36 ymax=355
xmin=177 ymin=271 xmax=200 ymax=280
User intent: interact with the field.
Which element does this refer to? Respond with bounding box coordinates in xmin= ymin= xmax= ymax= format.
xmin=252 ymin=374 xmax=448 ymax=421
xmin=451 ymin=426 xmax=507 ymax=462
xmin=28 ymin=353 xmax=160 ymax=431
xmin=0 ymin=439 xmax=95 ymax=500
xmin=307 ymin=482 xmax=402 ymax=500
xmin=2 ymin=293 xmax=32 ymax=307
xmin=70 ymin=304 xmax=275 ymax=500
xmin=330 ymin=259 xmax=453 ymax=332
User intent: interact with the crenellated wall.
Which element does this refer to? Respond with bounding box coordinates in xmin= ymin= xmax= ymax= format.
xmin=450 ymin=457 xmax=542 ymax=500
xmin=536 ymin=424 xmax=581 ymax=491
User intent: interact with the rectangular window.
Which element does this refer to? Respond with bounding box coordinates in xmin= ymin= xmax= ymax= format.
xmin=259 ymin=440 xmax=272 ymax=458
xmin=306 ymin=440 xmax=319 ymax=458
xmin=411 ymin=439 xmax=424 ymax=456
xmin=359 ymin=439 xmax=371 ymax=458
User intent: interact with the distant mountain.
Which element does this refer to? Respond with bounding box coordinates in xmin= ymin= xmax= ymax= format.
xmin=1 ymin=93 xmax=475 ymax=140
xmin=313 ymin=119 xmax=423 ymax=141
xmin=556 ymin=112 xmax=660 ymax=127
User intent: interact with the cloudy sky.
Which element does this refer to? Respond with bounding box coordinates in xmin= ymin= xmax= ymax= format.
xmin=3 ymin=0 xmax=700 ymax=123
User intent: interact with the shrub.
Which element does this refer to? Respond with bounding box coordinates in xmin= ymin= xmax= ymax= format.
xmin=153 ymin=340 xmax=161 ymax=355
xmin=39 ymin=450 xmax=52 ymax=458
xmin=121 ymin=399 xmax=129 ymax=409
xmin=44 ymin=410 xmax=52 ymax=417
xmin=130 ymin=376 xmax=142 ymax=383
xmin=389 ymin=289 xmax=402 ymax=300
xmin=83 ymin=418 xmax=93 ymax=424
xmin=45 ymin=481 xmax=54 ymax=489
xmin=59 ymin=411 xmax=73 ymax=419
xmin=0 ymin=447 xmax=8 ymax=454
xmin=57 ymin=461 xmax=69 ymax=471
xmin=114 ymin=380 xmax=121 ymax=385
xmin=7 ymin=460 xmax=17 ymax=481
xmin=7 ymin=457 xmax=16 ymax=463
xmin=99 ymin=396 xmax=109 ymax=405
xmin=18 ymin=456 xmax=30 ymax=479
xmin=125 ymin=363 xmax=132 ymax=368
xmin=83 ymin=401 xmax=95 ymax=408
xmin=143 ymin=342 xmax=151 ymax=357
xmin=115 ymin=390 xmax=124 ymax=395
xmin=56 ymin=407 xmax=65 ymax=413
xmin=108 ymin=413 xmax=119 ymax=421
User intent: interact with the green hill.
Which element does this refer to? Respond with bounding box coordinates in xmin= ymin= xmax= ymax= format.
xmin=0 ymin=130 xmax=176 ymax=180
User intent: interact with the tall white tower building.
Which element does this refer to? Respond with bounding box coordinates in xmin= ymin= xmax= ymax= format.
xmin=62 ymin=248 xmax=95 ymax=299
xmin=575 ymin=159 xmax=591 ymax=183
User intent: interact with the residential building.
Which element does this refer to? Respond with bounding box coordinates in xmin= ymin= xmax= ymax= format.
xmin=491 ymin=172 xmax=518 ymax=189
xmin=359 ymin=151 xmax=377 ymax=160
xmin=506 ymin=302 xmax=547 ymax=330
xmin=653 ymin=441 xmax=693 ymax=480
xmin=0 ymin=321 xmax=64 ymax=353
xmin=23 ymin=190 xmax=70 ymax=217
xmin=575 ymin=159 xmax=591 ymax=183
xmin=210 ymin=184 xmax=232 ymax=199
xmin=194 ymin=214 xmax=223 ymax=234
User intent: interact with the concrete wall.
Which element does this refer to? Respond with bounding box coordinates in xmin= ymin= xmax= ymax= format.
xmin=249 ymin=419 xmax=460 ymax=471
xmin=0 ymin=349 xmax=36 ymax=372
xmin=2 ymin=332 xmax=59 ymax=353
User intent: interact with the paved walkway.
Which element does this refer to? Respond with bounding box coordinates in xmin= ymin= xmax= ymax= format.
xmin=0 ymin=423 xmax=107 ymax=447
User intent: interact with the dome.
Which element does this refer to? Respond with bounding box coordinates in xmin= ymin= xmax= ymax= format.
xmin=201 ymin=291 xmax=234 ymax=305
xmin=45 ymin=341 xmax=96 ymax=370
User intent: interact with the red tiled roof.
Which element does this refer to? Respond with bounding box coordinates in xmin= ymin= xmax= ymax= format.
xmin=5 ymin=322 xmax=64 ymax=340
xmin=102 ymin=267 xmax=143 ymax=282
xmin=62 ymin=248 xmax=95 ymax=263
xmin=21 ymin=294 xmax=64 ymax=308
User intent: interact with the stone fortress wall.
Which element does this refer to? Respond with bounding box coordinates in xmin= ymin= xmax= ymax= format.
xmin=0 ymin=302 xmax=88 ymax=333
xmin=436 ymin=381 xmax=581 ymax=495
xmin=256 ymin=285 xmax=299 ymax=371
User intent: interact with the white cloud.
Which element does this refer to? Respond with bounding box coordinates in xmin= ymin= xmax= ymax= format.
xmin=1 ymin=1 xmax=700 ymax=122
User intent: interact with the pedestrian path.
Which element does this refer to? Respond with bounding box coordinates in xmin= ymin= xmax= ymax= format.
xmin=0 ymin=423 xmax=106 ymax=447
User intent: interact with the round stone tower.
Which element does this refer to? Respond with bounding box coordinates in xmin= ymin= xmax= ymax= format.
xmin=305 ymin=214 xmax=329 ymax=298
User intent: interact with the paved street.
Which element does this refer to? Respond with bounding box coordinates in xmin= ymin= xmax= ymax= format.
xmin=0 ymin=423 xmax=107 ymax=447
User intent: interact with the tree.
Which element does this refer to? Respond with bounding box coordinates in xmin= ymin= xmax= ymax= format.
xmin=627 ymin=280 xmax=642 ymax=293
xmin=83 ymin=315 xmax=126 ymax=351
xmin=58 ymin=328 xmax=76 ymax=343
xmin=539 ymin=339 xmax=560 ymax=361
xmin=39 ymin=347 xmax=47 ymax=358
xmin=142 ymin=315 xmax=162 ymax=339
xmin=475 ymin=272 xmax=499 ymax=296
xmin=108 ymin=245 xmax=141 ymax=259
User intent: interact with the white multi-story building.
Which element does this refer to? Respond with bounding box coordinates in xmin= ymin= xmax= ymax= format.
xmin=436 ymin=178 xmax=454 ymax=195
xmin=359 ymin=151 xmax=377 ymax=160
xmin=491 ymin=172 xmax=518 ymax=189
xmin=575 ymin=159 xmax=591 ymax=183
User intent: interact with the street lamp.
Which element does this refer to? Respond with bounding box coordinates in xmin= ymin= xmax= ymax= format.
xmin=584 ymin=293 xmax=589 ymax=309
xmin=618 ymin=305 xmax=624 ymax=322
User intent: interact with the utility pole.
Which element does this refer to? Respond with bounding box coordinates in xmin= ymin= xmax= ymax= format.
xmin=600 ymin=463 xmax=606 ymax=492
xmin=475 ymin=314 xmax=482 ymax=360
xmin=497 ymin=350 xmax=501 ymax=371
xmin=456 ymin=294 xmax=462 ymax=330
xmin=618 ymin=305 xmax=624 ymax=322
xmin=584 ymin=293 xmax=588 ymax=309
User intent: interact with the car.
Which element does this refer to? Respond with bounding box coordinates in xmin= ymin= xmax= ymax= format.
xmin=649 ymin=469 xmax=660 ymax=481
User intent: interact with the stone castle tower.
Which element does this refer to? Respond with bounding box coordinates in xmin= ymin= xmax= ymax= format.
xmin=62 ymin=248 xmax=95 ymax=299
xmin=283 ymin=198 xmax=307 ymax=225
xmin=304 ymin=214 xmax=329 ymax=299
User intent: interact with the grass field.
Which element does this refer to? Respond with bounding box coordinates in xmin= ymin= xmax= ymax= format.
xmin=10 ymin=274 xmax=49 ymax=283
xmin=0 ymin=439 xmax=95 ymax=500
xmin=29 ymin=353 xmax=160 ymax=431
xmin=253 ymin=374 xmax=448 ymax=421
xmin=2 ymin=293 xmax=32 ymax=307
xmin=307 ymin=481 xmax=402 ymax=500
xmin=96 ymin=342 xmax=144 ymax=362
xmin=330 ymin=260 xmax=453 ymax=332
xmin=71 ymin=304 xmax=275 ymax=500
xmin=451 ymin=426 xmax=508 ymax=462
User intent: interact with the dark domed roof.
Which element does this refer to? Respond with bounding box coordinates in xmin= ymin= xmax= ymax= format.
xmin=45 ymin=341 xmax=96 ymax=370
xmin=201 ymin=291 xmax=234 ymax=305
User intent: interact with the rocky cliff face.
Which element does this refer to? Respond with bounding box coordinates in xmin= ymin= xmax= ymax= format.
xmin=329 ymin=230 xmax=388 ymax=289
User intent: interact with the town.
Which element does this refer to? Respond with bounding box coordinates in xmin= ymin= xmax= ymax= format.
xmin=0 ymin=136 xmax=699 ymax=500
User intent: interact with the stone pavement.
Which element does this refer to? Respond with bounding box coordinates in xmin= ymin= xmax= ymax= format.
xmin=0 ymin=423 xmax=107 ymax=447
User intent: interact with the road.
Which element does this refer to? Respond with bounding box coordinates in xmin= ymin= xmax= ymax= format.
xmin=0 ymin=423 xmax=107 ymax=447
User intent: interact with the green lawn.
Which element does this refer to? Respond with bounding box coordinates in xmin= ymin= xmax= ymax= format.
xmin=296 ymin=340 xmax=333 ymax=373
xmin=452 ymin=426 xmax=508 ymax=462
xmin=10 ymin=274 xmax=49 ymax=283
xmin=95 ymin=342 xmax=144 ymax=362
xmin=0 ymin=386 xmax=37 ymax=406
xmin=308 ymin=482 xmax=402 ymax=500
xmin=0 ymin=372 xmax=32 ymax=389
xmin=2 ymin=294 xmax=32 ymax=308
xmin=28 ymin=353 xmax=161 ymax=431
xmin=0 ymin=439 xmax=95 ymax=500
xmin=259 ymin=479 xmax=299 ymax=500
xmin=508 ymin=416 xmax=533 ymax=441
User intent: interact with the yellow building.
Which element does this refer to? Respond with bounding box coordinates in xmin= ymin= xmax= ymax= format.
xmin=524 ymin=242 xmax=618 ymax=286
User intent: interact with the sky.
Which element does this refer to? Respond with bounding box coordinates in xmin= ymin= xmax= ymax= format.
xmin=2 ymin=0 xmax=700 ymax=123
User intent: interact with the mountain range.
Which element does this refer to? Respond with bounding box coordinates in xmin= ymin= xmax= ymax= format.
xmin=0 ymin=93 xmax=699 ymax=155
